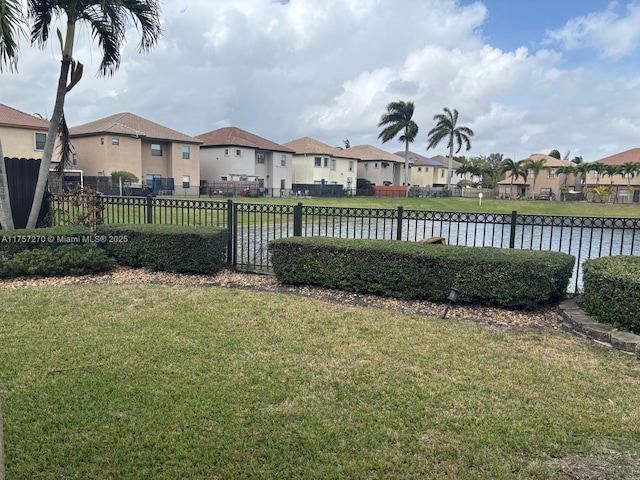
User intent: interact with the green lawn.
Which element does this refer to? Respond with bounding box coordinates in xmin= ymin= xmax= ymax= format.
xmin=2 ymin=284 xmax=639 ymax=479
xmin=210 ymin=195 xmax=640 ymax=217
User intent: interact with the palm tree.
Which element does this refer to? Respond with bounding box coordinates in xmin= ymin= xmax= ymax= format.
xmin=500 ymin=158 xmax=527 ymax=199
xmin=378 ymin=100 xmax=418 ymax=194
xmin=574 ymin=162 xmax=592 ymax=186
xmin=0 ymin=0 xmax=23 ymax=230
xmin=589 ymin=162 xmax=606 ymax=186
xmin=25 ymin=0 xmax=162 ymax=228
xmin=522 ymin=157 xmax=549 ymax=199
xmin=603 ymin=164 xmax=621 ymax=186
xmin=619 ymin=161 xmax=638 ymax=202
xmin=555 ymin=165 xmax=576 ymax=201
xmin=426 ymin=107 xmax=474 ymax=189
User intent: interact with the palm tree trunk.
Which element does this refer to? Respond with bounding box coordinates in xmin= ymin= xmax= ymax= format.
xmin=0 ymin=139 xmax=15 ymax=230
xmin=447 ymin=143 xmax=454 ymax=189
xmin=404 ymin=139 xmax=409 ymax=197
xmin=26 ymin=57 xmax=72 ymax=229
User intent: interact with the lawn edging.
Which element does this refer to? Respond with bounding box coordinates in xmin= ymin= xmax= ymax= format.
xmin=559 ymin=296 xmax=640 ymax=359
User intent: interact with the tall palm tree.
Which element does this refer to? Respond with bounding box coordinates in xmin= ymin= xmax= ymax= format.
xmin=0 ymin=0 xmax=23 ymax=230
xmin=26 ymin=0 xmax=162 ymax=228
xmin=500 ymin=158 xmax=527 ymax=199
xmin=556 ymin=165 xmax=576 ymax=187
xmin=574 ymin=162 xmax=592 ymax=186
xmin=522 ymin=157 xmax=549 ymax=199
xmin=426 ymin=107 xmax=474 ymax=188
xmin=589 ymin=162 xmax=606 ymax=186
xmin=603 ymin=164 xmax=621 ymax=186
xmin=378 ymin=100 xmax=418 ymax=194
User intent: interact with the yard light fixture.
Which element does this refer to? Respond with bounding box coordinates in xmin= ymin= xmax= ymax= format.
xmin=442 ymin=287 xmax=460 ymax=319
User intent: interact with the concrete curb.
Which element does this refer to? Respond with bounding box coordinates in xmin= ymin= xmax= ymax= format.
xmin=559 ymin=296 xmax=640 ymax=358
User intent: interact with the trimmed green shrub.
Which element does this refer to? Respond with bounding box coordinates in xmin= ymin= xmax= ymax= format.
xmin=268 ymin=237 xmax=575 ymax=310
xmin=0 ymin=226 xmax=91 ymax=257
xmin=0 ymin=244 xmax=115 ymax=278
xmin=582 ymin=256 xmax=640 ymax=334
xmin=97 ymin=224 xmax=228 ymax=274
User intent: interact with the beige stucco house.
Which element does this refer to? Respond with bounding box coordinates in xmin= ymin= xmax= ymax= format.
xmin=69 ymin=112 xmax=202 ymax=195
xmin=350 ymin=145 xmax=406 ymax=186
xmin=0 ymin=103 xmax=56 ymax=159
xmin=197 ymin=127 xmax=293 ymax=196
xmin=498 ymin=154 xmax=579 ymax=199
xmin=283 ymin=137 xmax=357 ymax=194
xmin=393 ymin=151 xmax=449 ymax=187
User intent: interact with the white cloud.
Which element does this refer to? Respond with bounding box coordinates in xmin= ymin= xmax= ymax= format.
xmin=2 ymin=0 xmax=640 ymax=162
xmin=545 ymin=2 xmax=640 ymax=60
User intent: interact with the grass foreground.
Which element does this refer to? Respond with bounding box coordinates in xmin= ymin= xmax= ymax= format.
xmin=1 ymin=284 xmax=639 ymax=479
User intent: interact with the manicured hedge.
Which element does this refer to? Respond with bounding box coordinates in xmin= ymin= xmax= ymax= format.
xmin=0 ymin=225 xmax=90 ymax=256
xmin=582 ymin=256 xmax=640 ymax=335
xmin=268 ymin=237 xmax=575 ymax=310
xmin=97 ymin=224 xmax=228 ymax=274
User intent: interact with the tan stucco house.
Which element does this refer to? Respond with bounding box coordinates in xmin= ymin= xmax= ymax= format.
xmin=283 ymin=137 xmax=357 ymax=194
xmin=393 ymin=151 xmax=448 ymax=187
xmin=498 ymin=154 xmax=579 ymax=199
xmin=0 ymin=103 xmax=56 ymax=159
xmin=197 ymin=127 xmax=293 ymax=196
xmin=69 ymin=112 xmax=202 ymax=195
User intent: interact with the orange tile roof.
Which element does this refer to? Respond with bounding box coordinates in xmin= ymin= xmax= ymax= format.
xmin=592 ymin=148 xmax=640 ymax=166
xmin=0 ymin=104 xmax=50 ymax=130
xmin=198 ymin=127 xmax=293 ymax=153
xmin=70 ymin=112 xmax=202 ymax=144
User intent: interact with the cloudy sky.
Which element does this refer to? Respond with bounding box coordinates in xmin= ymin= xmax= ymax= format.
xmin=4 ymin=0 xmax=640 ymax=162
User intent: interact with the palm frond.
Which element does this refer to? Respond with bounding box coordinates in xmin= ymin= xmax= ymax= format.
xmin=0 ymin=0 xmax=24 ymax=71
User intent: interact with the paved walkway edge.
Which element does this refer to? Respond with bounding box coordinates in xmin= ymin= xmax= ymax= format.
xmin=559 ymin=296 xmax=640 ymax=359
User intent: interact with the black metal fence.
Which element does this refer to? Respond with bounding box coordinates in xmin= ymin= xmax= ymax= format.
xmin=50 ymin=195 xmax=640 ymax=292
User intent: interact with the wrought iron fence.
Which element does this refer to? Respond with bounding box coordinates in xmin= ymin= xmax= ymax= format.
xmin=49 ymin=195 xmax=640 ymax=292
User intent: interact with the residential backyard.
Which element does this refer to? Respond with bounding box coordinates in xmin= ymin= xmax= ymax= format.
xmin=1 ymin=283 xmax=639 ymax=479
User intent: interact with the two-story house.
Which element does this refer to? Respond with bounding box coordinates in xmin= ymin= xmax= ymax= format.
xmin=69 ymin=112 xmax=202 ymax=195
xmin=0 ymin=104 xmax=54 ymax=159
xmin=283 ymin=137 xmax=357 ymax=195
xmin=197 ymin=127 xmax=293 ymax=196
xmin=350 ymin=145 xmax=407 ymax=186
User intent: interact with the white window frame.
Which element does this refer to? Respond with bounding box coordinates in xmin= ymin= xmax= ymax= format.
xmin=151 ymin=144 xmax=163 ymax=156
xmin=112 ymin=138 xmax=120 ymax=146
xmin=182 ymin=146 xmax=190 ymax=159
xmin=35 ymin=132 xmax=46 ymax=150
xmin=280 ymin=154 xmax=287 ymax=167
xmin=330 ymin=159 xmax=336 ymax=171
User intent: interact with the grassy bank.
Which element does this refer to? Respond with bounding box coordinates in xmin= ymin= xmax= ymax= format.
xmin=1 ymin=284 xmax=639 ymax=478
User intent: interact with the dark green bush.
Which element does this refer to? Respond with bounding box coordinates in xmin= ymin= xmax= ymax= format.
xmin=0 ymin=244 xmax=115 ymax=278
xmin=97 ymin=224 xmax=228 ymax=274
xmin=268 ymin=237 xmax=575 ymax=310
xmin=0 ymin=226 xmax=90 ymax=256
xmin=582 ymin=256 xmax=640 ymax=334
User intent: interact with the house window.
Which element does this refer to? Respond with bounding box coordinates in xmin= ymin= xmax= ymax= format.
xmin=221 ymin=176 xmax=228 ymax=181
xmin=235 ymin=149 xmax=241 ymax=156
xmin=256 ymin=153 xmax=265 ymax=164
xmin=374 ymin=163 xmax=378 ymax=169
xmin=315 ymin=157 xmax=322 ymax=167
xmin=348 ymin=161 xmax=354 ymax=172
xmin=182 ymin=146 xmax=190 ymax=159
xmin=540 ymin=188 xmax=552 ymax=196
xmin=182 ymin=175 xmax=190 ymax=188
xmin=35 ymin=132 xmax=46 ymax=150
xmin=72 ymin=154 xmax=77 ymax=166
xmin=112 ymin=138 xmax=120 ymax=146
xmin=280 ymin=179 xmax=286 ymax=189
xmin=548 ymin=169 xmax=556 ymax=178
xmin=528 ymin=169 xmax=534 ymax=178
xmin=151 ymin=144 xmax=163 ymax=156
xmin=280 ymin=155 xmax=287 ymax=167
xmin=440 ymin=169 xmax=445 ymax=178
xmin=417 ymin=167 xmax=422 ymax=172
xmin=330 ymin=159 xmax=336 ymax=171
xmin=323 ymin=157 xmax=328 ymax=168
xmin=425 ymin=167 xmax=429 ymax=172
xmin=100 ymin=137 xmax=104 ymax=145
xmin=505 ymin=186 xmax=512 ymax=194
xmin=224 ymin=148 xmax=229 ymax=156
xmin=592 ymin=172 xmax=600 ymax=179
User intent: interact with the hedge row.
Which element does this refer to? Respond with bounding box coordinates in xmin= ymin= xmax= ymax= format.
xmin=582 ymin=256 xmax=640 ymax=334
xmin=0 ymin=224 xmax=228 ymax=278
xmin=96 ymin=224 xmax=228 ymax=275
xmin=268 ymin=237 xmax=575 ymax=310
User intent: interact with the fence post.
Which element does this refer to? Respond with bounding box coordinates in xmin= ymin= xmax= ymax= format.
xmin=293 ymin=202 xmax=303 ymax=236
xmin=227 ymin=199 xmax=234 ymax=265
xmin=146 ymin=195 xmax=153 ymax=224
xmin=396 ymin=206 xmax=404 ymax=240
xmin=509 ymin=210 xmax=517 ymax=248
